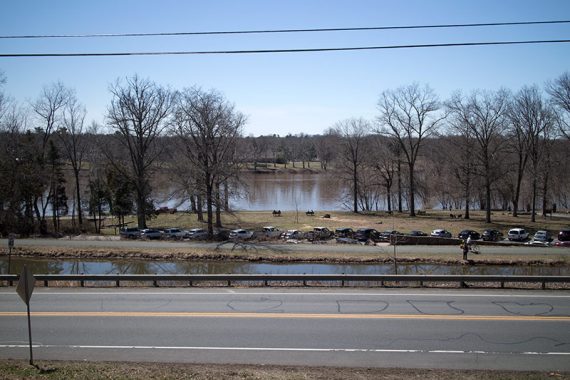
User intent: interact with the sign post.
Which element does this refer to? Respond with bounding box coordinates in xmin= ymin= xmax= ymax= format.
xmin=16 ymin=265 xmax=35 ymax=366
xmin=7 ymin=233 xmax=15 ymax=274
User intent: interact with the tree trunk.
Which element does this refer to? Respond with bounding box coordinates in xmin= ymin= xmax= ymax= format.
xmin=485 ymin=176 xmax=492 ymax=223
xmin=215 ymin=181 xmax=222 ymax=228
xmin=397 ymin=160 xmax=402 ymax=213
xmin=74 ymin=168 xmax=83 ymax=229
xmin=408 ymin=162 xmax=415 ymax=217
xmin=353 ymin=162 xmax=358 ymax=213
xmin=531 ymin=176 xmax=537 ymax=223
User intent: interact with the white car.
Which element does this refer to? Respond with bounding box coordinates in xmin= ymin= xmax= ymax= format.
xmin=162 ymin=228 xmax=185 ymax=240
xmin=430 ymin=229 xmax=452 ymax=238
xmin=229 ymin=229 xmax=254 ymax=240
xmin=507 ymin=228 xmax=529 ymax=241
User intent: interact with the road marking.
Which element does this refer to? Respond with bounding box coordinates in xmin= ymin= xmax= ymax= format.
xmin=0 ymin=311 xmax=568 ymax=321
xmin=1 ymin=291 xmax=569 ymax=298
xmin=1 ymin=344 xmax=569 ymax=356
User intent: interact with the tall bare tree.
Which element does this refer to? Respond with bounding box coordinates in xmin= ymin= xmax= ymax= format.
xmin=106 ymin=75 xmax=174 ymax=229
xmin=377 ymin=83 xmax=445 ymax=216
xmin=447 ymin=89 xmax=510 ymax=223
xmin=510 ymin=86 xmax=557 ymax=222
xmin=330 ymin=118 xmax=370 ymax=213
xmin=57 ymin=95 xmax=89 ymax=231
xmin=173 ymin=87 xmax=245 ymax=237
xmin=31 ymin=82 xmax=73 ymax=234
xmin=547 ymin=72 xmax=570 ymax=139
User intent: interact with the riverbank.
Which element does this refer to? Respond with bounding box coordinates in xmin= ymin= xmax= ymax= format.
xmin=3 ymin=240 xmax=568 ymax=267
xmin=1 ymin=360 xmax=564 ymax=380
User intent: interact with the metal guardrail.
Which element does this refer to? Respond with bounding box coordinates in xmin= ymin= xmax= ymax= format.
xmin=1 ymin=274 xmax=569 ymax=289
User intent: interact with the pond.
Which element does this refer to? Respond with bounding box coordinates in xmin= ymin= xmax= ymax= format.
xmin=1 ymin=257 xmax=567 ymax=276
xmin=156 ymin=173 xmax=350 ymax=212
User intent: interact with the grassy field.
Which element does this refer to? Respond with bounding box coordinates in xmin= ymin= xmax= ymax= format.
xmin=105 ymin=209 xmax=570 ymax=238
xmin=0 ymin=360 xmax=566 ymax=380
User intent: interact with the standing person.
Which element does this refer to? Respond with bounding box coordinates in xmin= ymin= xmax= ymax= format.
xmin=462 ymin=238 xmax=469 ymax=260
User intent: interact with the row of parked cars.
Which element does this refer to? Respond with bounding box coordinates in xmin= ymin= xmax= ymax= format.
xmin=436 ymin=227 xmax=570 ymax=247
xmin=119 ymin=227 xmax=209 ymax=240
xmin=119 ymin=225 xmax=570 ymax=246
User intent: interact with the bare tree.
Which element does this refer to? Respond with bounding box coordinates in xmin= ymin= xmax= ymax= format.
xmin=510 ymin=86 xmax=557 ymax=222
xmin=173 ymin=87 xmax=245 ymax=237
xmin=57 ymin=96 xmax=89 ymax=231
xmin=546 ymin=72 xmax=570 ymax=139
xmin=447 ymin=89 xmax=510 ymax=223
xmin=330 ymin=118 xmax=370 ymax=213
xmin=377 ymin=83 xmax=445 ymax=216
xmin=106 ymin=75 xmax=174 ymax=229
xmin=31 ymin=82 xmax=74 ymax=234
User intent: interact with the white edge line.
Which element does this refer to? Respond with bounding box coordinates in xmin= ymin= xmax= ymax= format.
xmin=1 ymin=344 xmax=569 ymax=356
xmin=0 ymin=291 xmax=569 ymax=298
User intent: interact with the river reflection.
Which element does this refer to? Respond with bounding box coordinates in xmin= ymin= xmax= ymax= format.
xmin=1 ymin=257 xmax=567 ymax=276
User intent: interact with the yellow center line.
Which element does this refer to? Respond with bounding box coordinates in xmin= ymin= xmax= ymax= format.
xmin=0 ymin=312 xmax=568 ymax=321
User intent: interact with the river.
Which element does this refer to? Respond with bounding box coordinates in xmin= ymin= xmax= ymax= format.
xmin=2 ymin=257 xmax=567 ymax=276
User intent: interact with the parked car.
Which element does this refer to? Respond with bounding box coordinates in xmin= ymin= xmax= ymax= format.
xmin=283 ymin=229 xmax=304 ymax=241
xmin=307 ymin=227 xmax=333 ymax=240
xmin=457 ymin=230 xmax=481 ymax=240
xmin=378 ymin=230 xmax=403 ymax=242
xmin=162 ymin=228 xmax=185 ymax=240
xmin=354 ymin=228 xmax=380 ymax=242
xmin=482 ymin=229 xmax=503 ymax=242
xmin=262 ymin=226 xmax=281 ymax=238
xmin=554 ymin=228 xmax=570 ymax=247
xmin=507 ymin=228 xmax=529 ymax=241
xmin=409 ymin=230 xmax=427 ymax=237
xmin=430 ymin=229 xmax=452 ymax=238
xmin=334 ymin=227 xmax=354 ymax=238
xmin=229 ymin=229 xmax=254 ymax=240
xmin=527 ymin=230 xmax=552 ymax=246
xmin=140 ymin=228 xmax=162 ymax=240
xmin=184 ymin=228 xmax=208 ymax=240
xmin=119 ymin=227 xmax=140 ymax=239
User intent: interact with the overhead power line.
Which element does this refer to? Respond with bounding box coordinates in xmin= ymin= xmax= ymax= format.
xmin=0 ymin=20 xmax=569 ymax=39
xmin=0 ymin=39 xmax=569 ymax=58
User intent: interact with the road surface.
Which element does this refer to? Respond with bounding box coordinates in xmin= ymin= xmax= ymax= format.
xmin=0 ymin=288 xmax=569 ymax=370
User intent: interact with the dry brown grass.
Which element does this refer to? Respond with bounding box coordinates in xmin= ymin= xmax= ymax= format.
xmin=0 ymin=360 xmax=566 ymax=380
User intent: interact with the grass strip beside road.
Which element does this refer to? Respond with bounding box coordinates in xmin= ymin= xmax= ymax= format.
xmin=0 ymin=360 xmax=567 ymax=380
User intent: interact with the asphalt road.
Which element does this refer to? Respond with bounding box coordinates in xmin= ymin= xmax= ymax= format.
xmin=0 ymin=288 xmax=569 ymax=370
xmin=3 ymin=237 xmax=569 ymax=256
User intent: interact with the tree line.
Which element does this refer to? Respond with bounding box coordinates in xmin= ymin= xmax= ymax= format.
xmin=0 ymin=71 xmax=569 ymax=237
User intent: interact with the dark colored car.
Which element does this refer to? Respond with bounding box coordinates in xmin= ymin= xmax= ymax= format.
xmin=378 ymin=230 xmax=403 ymax=242
xmin=555 ymin=228 xmax=570 ymax=247
xmin=354 ymin=228 xmax=380 ymax=242
xmin=335 ymin=227 xmax=354 ymax=238
xmin=409 ymin=230 xmax=428 ymax=237
xmin=482 ymin=229 xmax=503 ymax=242
xmin=458 ymin=230 xmax=481 ymax=240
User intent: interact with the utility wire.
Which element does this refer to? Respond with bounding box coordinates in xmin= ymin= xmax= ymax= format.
xmin=1 ymin=20 xmax=569 ymax=39
xmin=0 ymin=39 xmax=569 ymax=58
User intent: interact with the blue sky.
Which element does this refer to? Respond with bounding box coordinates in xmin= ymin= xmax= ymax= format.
xmin=1 ymin=0 xmax=569 ymax=136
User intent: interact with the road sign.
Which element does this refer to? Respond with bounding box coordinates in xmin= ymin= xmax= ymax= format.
xmin=16 ymin=266 xmax=35 ymax=305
